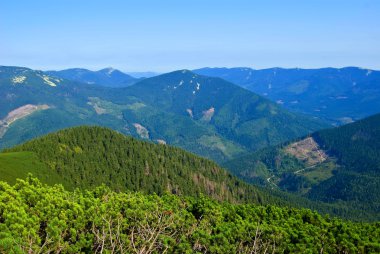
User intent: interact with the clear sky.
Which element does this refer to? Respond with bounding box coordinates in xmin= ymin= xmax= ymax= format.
xmin=1 ymin=0 xmax=379 ymax=72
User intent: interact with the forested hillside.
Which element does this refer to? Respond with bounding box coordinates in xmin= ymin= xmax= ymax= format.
xmin=0 ymin=66 xmax=327 ymax=163
xmin=121 ymin=70 xmax=327 ymax=155
xmin=1 ymin=126 xmax=375 ymax=221
xmin=3 ymin=1 xmax=379 ymax=253
xmin=2 ymin=126 xmax=275 ymax=204
xmin=224 ymin=113 xmax=380 ymax=220
xmin=0 ymin=177 xmax=379 ymax=253
xmin=0 ymin=66 xmax=121 ymax=148
xmin=308 ymin=113 xmax=380 ymax=204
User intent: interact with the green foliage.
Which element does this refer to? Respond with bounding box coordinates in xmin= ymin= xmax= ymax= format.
xmin=2 ymin=126 xmax=376 ymax=222
xmin=0 ymin=177 xmax=379 ymax=253
xmin=124 ymin=70 xmax=327 ymax=156
xmin=224 ymin=114 xmax=380 ymax=221
xmin=223 ymin=145 xmax=306 ymax=186
xmin=3 ymin=126 xmax=276 ymax=205
xmin=313 ymin=113 xmax=380 ymax=174
xmin=0 ymin=152 xmax=71 ymax=188
xmin=307 ymin=114 xmax=380 ymax=214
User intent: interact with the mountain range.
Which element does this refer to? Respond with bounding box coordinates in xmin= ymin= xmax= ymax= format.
xmin=194 ymin=67 xmax=380 ymax=124
xmin=1 ymin=64 xmax=379 ymax=220
xmin=47 ymin=67 xmax=139 ymax=87
xmin=1 ymin=64 xmax=380 ymax=252
xmin=0 ymin=66 xmax=326 ymax=162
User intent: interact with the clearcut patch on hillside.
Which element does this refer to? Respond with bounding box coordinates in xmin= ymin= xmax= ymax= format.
xmin=133 ymin=123 xmax=149 ymax=139
xmin=36 ymin=74 xmax=61 ymax=87
xmin=11 ymin=76 xmax=27 ymax=84
xmin=0 ymin=104 xmax=50 ymax=138
xmin=285 ymin=137 xmax=328 ymax=166
xmin=201 ymin=107 xmax=215 ymax=122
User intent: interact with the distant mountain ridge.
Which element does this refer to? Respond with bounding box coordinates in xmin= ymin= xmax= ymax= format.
xmin=47 ymin=67 xmax=139 ymax=87
xmin=194 ymin=67 xmax=380 ymax=124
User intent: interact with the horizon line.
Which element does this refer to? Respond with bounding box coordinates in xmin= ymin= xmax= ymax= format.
xmin=1 ymin=64 xmax=378 ymax=74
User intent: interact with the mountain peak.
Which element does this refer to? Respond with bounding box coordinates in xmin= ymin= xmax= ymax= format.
xmin=98 ymin=67 xmax=117 ymax=76
xmin=180 ymin=69 xmax=191 ymax=74
xmin=164 ymin=69 xmax=195 ymax=76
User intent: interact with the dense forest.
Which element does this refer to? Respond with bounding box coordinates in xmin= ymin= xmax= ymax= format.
xmin=2 ymin=126 xmax=372 ymax=221
xmin=312 ymin=113 xmax=380 ymax=175
xmin=0 ymin=177 xmax=379 ymax=253
xmin=224 ymin=113 xmax=380 ymax=221
xmin=3 ymin=126 xmax=251 ymax=202
xmin=307 ymin=114 xmax=380 ymax=209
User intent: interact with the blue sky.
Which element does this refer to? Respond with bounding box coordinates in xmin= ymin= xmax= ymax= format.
xmin=1 ymin=0 xmax=379 ymax=72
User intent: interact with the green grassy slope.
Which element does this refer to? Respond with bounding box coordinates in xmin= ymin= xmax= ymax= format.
xmin=0 ymin=151 xmax=70 ymax=188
